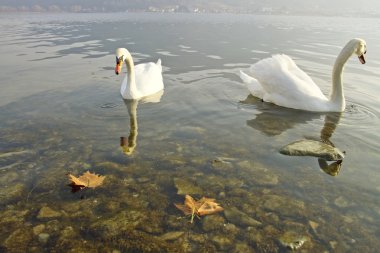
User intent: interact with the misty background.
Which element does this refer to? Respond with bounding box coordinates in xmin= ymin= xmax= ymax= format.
xmin=0 ymin=0 xmax=379 ymax=17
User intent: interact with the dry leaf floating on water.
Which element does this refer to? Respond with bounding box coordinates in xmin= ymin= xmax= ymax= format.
xmin=175 ymin=194 xmax=223 ymax=223
xmin=197 ymin=197 xmax=224 ymax=216
xmin=68 ymin=171 xmax=105 ymax=192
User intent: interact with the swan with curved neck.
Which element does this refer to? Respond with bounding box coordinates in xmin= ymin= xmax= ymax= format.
xmin=115 ymin=48 xmax=164 ymax=100
xmin=239 ymin=38 xmax=367 ymax=112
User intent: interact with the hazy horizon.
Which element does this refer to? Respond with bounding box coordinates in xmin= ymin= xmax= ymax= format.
xmin=1 ymin=0 xmax=379 ymax=17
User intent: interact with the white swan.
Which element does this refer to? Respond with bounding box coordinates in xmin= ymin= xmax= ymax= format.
xmin=239 ymin=38 xmax=367 ymax=112
xmin=115 ymin=48 xmax=164 ymax=100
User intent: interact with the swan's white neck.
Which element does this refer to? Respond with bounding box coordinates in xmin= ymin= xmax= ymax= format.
xmin=330 ymin=40 xmax=357 ymax=110
xmin=119 ymin=48 xmax=138 ymax=98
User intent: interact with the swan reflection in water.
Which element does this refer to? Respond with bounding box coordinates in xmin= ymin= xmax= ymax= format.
xmin=241 ymin=95 xmax=319 ymax=136
xmin=120 ymin=90 xmax=164 ymax=156
xmin=316 ymin=112 xmax=344 ymax=176
xmin=242 ymin=95 xmax=344 ymax=176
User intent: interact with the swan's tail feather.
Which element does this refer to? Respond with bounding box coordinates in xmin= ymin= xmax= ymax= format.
xmin=239 ymin=70 xmax=253 ymax=84
xmin=239 ymin=70 xmax=264 ymax=99
xmin=156 ymin=58 xmax=163 ymax=72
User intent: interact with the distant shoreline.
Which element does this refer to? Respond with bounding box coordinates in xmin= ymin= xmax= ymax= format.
xmin=0 ymin=10 xmax=378 ymax=19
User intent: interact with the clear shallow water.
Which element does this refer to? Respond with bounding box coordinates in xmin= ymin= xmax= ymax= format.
xmin=0 ymin=13 xmax=379 ymax=252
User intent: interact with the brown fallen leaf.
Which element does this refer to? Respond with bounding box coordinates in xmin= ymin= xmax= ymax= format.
xmin=175 ymin=194 xmax=223 ymax=223
xmin=68 ymin=171 xmax=105 ymax=192
xmin=197 ymin=197 xmax=224 ymax=216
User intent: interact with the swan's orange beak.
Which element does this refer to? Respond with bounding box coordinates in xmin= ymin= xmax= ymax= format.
xmin=115 ymin=63 xmax=122 ymax=75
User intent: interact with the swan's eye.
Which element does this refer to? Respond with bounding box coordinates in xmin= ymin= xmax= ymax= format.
xmin=116 ymin=55 xmax=124 ymax=64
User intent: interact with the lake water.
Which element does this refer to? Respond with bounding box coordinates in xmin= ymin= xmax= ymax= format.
xmin=0 ymin=13 xmax=379 ymax=252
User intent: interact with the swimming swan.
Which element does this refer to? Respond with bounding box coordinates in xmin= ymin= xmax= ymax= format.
xmin=239 ymin=38 xmax=367 ymax=112
xmin=115 ymin=48 xmax=164 ymax=100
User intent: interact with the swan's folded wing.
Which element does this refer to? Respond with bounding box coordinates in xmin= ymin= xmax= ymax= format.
xmin=134 ymin=62 xmax=164 ymax=95
xmin=249 ymin=54 xmax=326 ymax=101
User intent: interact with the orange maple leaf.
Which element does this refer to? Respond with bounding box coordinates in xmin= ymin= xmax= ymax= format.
xmin=68 ymin=171 xmax=105 ymax=192
xmin=175 ymin=195 xmax=223 ymax=223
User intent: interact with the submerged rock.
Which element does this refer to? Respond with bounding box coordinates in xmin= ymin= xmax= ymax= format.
xmin=262 ymin=194 xmax=305 ymax=217
xmin=37 ymin=206 xmax=62 ymax=220
xmin=237 ymin=161 xmax=279 ymax=186
xmin=232 ymin=242 xmax=253 ymax=253
xmin=38 ymin=233 xmax=50 ymax=244
xmin=33 ymin=224 xmax=46 ymax=235
xmin=3 ymin=228 xmax=33 ymax=252
xmin=174 ymin=178 xmax=203 ymax=195
xmin=158 ymin=231 xmax=184 ymax=241
xmin=0 ymin=209 xmax=28 ymax=222
xmin=90 ymin=211 xmax=145 ymax=238
xmin=0 ymin=183 xmax=26 ymax=205
xmin=202 ymin=215 xmax=225 ymax=232
xmin=0 ymin=171 xmax=18 ymax=184
xmin=280 ymin=139 xmax=345 ymax=161
xmin=278 ymin=231 xmax=308 ymax=250
xmin=224 ymin=207 xmax=262 ymax=227
xmin=211 ymin=234 xmax=233 ymax=251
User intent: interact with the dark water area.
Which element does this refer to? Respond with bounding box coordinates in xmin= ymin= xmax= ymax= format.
xmin=0 ymin=13 xmax=379 ymax=252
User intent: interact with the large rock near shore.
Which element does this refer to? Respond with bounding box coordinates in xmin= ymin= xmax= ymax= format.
xmin=280 ymin=139 xmax=344 ymax=161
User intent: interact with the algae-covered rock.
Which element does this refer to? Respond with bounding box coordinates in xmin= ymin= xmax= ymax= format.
xmin=0 ymin=171 xmax=18 ymax=184
xmin=55 ymin=226 xmax=81 ymax=250
xmin=3 ymin=228 xmax=33 ymax=252
xmin=98 ymin=228 xmax=180 ymax=253
xmin=0 ymin=183 xmax=26 ymax=205
xmin=232 ymin=242 xmax=253 ymax=253
xmin=202 ymin=215 xmax=225 ymax=232
xmin=223 ymin=223 xmax=240 ymax=237
xmin=280 ymin=139 xmax=344 ymax=161
xmin=278 ymin=231 xmax=308 ymax=250
xmin=37 ymin=206 xmax=62 ymax=220
xmin=33 ymin=224 xmax=46 ymax=235
xmin=211 ymin=234 xmax=233 ymax=251
xmin=0 ymin=209 xmax=29 ymax=227
xmin=90 ymin=211 xmax=145 ymax=238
